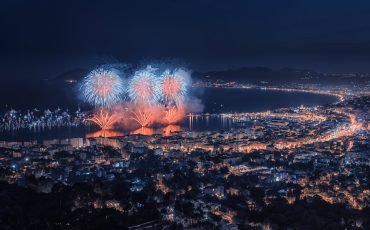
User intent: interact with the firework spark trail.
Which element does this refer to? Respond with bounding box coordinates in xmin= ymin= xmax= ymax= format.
xmin=164 ymin=107 xmax=177 ymax=124
xmin=163 ymin=104 xmax=186 ymax=125
xmin=80 ymin=65 xmax=199 ymax=130
xmin=87 ymin=109 xmax=120 ymax=130
xmin=164 ymin=106 xmax=179 ymax=124
xmin=86 ymin=129 xmax=124 ymax=138
xmin=81 ymin=67 xmax=125 ymax=107
xmin=159 ymin=69 xmax=190 ymax=106
xmin=130 ymin=109 xmax=153 ymax=127
xmin=128 ymin=66 xmax=160 ymax=105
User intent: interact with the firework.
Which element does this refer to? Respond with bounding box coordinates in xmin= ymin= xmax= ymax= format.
xmin=128 ymin=66 xmax=160 ymax=104
xmin=163 ymin=105 xmax=186 ymax=124
xmin=164 ymin=106 xmax=177 ymax=124
xmin=80 ymin=64 xmax=199 ymax=131
xmin=130 ymin=108 xmax=153 ymax=127
xmin=87 ymin=109 xmax=120 ymax=130
xmin=81 ymin=67 xmax=125 ymax=107
xmin=159 ymin=69 xmax=190 ymax=105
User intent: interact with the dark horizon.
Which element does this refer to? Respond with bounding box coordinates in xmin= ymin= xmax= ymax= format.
xmin=2 ymin=0 xmax=370 ymax=74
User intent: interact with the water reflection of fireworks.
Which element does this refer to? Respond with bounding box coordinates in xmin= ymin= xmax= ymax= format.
xmin=162 ymin=125 xmax=181 ymax=136
xmin=87 ymin=109 xmax=120 ymax=130
xmin=130 ymin=127 xmax=154 ymax=135
xmin=86 ymin=129 xmax=124 ymax=138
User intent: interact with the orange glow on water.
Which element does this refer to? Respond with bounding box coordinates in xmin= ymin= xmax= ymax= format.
xmin=164 ymin=105 xmax=186 ymax=124
xmin=86 ymin=129 xmax=124 ymax=138
xmin=162 ymin=125 xmax=181 ymax=136
xmin=130 ymin=127 xmax=154 ymax=135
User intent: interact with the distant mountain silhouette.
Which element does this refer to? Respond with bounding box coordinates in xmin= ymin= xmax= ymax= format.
xmin=50 ymin=66 xmax=369 ymax=85
xmin=193 ymin=67 xmax=323 ymax=84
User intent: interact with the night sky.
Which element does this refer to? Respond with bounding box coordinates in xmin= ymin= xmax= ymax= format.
xmin=2 ymin=0 xmax=370 ymax=74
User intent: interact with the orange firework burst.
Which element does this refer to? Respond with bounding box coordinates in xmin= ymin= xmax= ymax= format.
xmin=130 ymin=109 xmax=153 ymax=127
xmin=87 ymin=109 xmax=120 ymax=130
xmin=164 ymin=105 xmax=185 ymax=124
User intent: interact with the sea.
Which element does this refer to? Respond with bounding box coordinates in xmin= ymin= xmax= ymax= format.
xmin=0 ymin=83 xmax=337 ymax=141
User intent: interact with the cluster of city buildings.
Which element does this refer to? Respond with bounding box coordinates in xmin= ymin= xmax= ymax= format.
xmin=0 ymin=95 xmax=368 ymax=228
